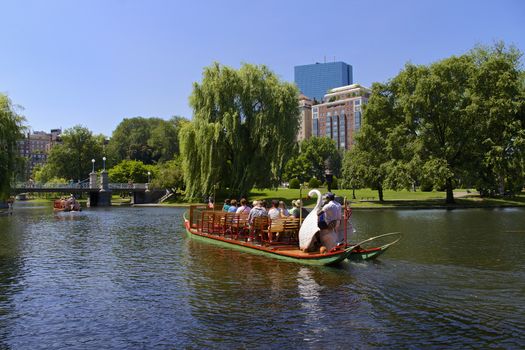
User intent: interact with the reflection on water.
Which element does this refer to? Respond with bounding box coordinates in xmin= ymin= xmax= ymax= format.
xmin=0 ymin=202 xmax=524 ymax=348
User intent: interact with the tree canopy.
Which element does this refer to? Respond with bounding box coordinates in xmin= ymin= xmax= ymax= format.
xmin=341 ymin=42 xmax=524 ymax=203
xmin=180 ymin=62 xmax=300 ymax=199
xmin=107 ymin=116 xmax=187 ymax=165
xmin=0 ymin=94 xmax=25 ymax=199
xmin=284 ymin=137 xmax=342 ymax=183
xmin=35 ymin=125 xmax=104 ymax=182
xmin=108 ymin=160 xmax=156 ymax=183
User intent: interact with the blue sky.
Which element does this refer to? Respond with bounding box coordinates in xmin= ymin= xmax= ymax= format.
xmin=1 ymin=0 xmax=524 ymax=136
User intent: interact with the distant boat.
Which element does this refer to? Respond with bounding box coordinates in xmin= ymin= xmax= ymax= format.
xmin=15 ymin=193 xmax=28 ymax=201
xmin=53 ymin=199 xmax=82 ymax=212
xmin=183 ymin=200 xmax=400 ymax=266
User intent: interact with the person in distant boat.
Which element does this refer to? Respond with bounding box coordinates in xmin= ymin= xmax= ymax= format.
xmin=222 ymin=199 xmax=231 ymax=212
xmin=236 ymin=198 xmax=251 ymax=215
xmin=68 ymin=194 xmax=80 ymax=211
xmin=268 ymin=200 xmax=281 ymax=220
xmin=278 ymin=201 xmax=289 ymax=217
xmin=289 ymin=199 xmax=309 ymax=219
xmin=7 ymin=197 xmax=14 ymax=215
xmin=228 ymin=199 xmax=238 ymax=213
xmin=247 ymin=200 xmax=267 ymax=226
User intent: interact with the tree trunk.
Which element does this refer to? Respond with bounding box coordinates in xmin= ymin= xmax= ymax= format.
xmin=445 ymin=177 xmax=455 ymax=204
xmin=352 ymin=188 xmax=356 ymax=200
xmin=378 ymin=183 xmax=384 ymax=202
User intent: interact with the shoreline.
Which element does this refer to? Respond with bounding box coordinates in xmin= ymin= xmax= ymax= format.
xmin=131 ymin=202 xmax=525 ymax=210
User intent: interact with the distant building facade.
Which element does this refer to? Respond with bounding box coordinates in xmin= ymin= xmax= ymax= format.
xmin=297 ymin=94 xmax=313 ymax=141
xmin=294 ymin=61 xmax=353 ymax=101
xmin=18 ymin=128 xmax=61 ymax=179
xmin=311 ymin=84 xmax=371 ymax=150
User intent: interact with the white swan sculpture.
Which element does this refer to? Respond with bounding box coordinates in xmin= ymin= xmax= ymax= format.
xmin=299 ymin=189 xmax=323 ymax=250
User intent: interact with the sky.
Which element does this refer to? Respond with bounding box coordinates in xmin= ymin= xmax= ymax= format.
xmin=1 ymin=0 xmax=524 ymax=136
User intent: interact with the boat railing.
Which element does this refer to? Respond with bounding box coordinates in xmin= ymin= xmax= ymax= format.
xmin=189 ymin=205 xmax=303 ymax=245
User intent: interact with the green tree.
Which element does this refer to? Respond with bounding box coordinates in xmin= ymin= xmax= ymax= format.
xmin=180 ymin=63 xmax=300 ymax=199
xmin=41 ymin=125 xmax=104 ymax=181
xmin=0 ymin=95 xmax=25 ymax=199
xmin=284 ymin=137 xmax=342 ymax=183
xmin=149 ymin=157 xmax=185 ymax=192
xmin=341 ymin=81 xmax=412 ymax=201
xmin=107 ymin=116 xmax=187 ymax=165
xmin=108 ymin=160 xmax=156 ymax=183
xmin=468 ymin=43 xmax=525 ymax=195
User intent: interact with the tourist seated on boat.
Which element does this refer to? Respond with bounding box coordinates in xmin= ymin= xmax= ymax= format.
xmin=207 ymin=196 xmax=215 ymax=209
xmin=236 ymin=198 xmax=251 ymax=214
xmin=318 ymin=192 xmax=341 ymax=230
xmin=268 ymin=200 xmax=281 ymax=220
xmin=228 ymin=199 xmax=238 ymax=213
xmin=247 ymin=200 xmax=267 ymax=225
xmin=278 ymin=201 xmax=289 ymax=217
xmin=317 ymin=192 xmax=342 ymax=251
xmin=289 ymin=199 xmax=309 ymax=219
xmin=222 ymin=199 xmax=231 ymax=212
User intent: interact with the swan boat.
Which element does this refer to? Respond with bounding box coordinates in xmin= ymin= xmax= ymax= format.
xmin=183 ymin=190 xmax=400 ymax=266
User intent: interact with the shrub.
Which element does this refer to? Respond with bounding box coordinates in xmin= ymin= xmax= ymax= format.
xmin=289 ymin=178 xmax=300 ymax=189
xmin=419 ymin=179 xmax=433 ymax=192
xmin=308 ymin=177 xmax=321 ymax=189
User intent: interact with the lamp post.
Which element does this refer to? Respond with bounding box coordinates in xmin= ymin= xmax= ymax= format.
xmin=102 ymin=157 xmax=106 ymax=171
xmin=147 ymin=171 xmax=151 ymax=184
xmin=324 ymin=159 xmax=333 ymax=192
xmin=91 ymin=159 xmax=95 ymax=173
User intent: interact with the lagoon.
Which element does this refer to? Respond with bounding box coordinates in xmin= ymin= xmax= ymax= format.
xmin=1 ymin=203 xmax=524 ymax=348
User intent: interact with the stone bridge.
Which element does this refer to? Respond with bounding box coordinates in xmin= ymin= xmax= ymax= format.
xmin=13 ymin=170 xmax=165 ymax=206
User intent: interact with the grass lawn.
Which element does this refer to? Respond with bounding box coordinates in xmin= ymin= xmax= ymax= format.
xmin=17 ymin=188 xmax=525 ymax=209
xmin=244 ymin=187 xmax=525 ymax=209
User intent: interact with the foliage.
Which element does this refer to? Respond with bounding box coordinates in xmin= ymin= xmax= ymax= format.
xmin=288 ymin=178 xmax=300 ymax=189
xmin=331 ymin=176 xmax=339 ymax=190
xmin=342 ymin=42 xmax=524 ymax=203
xmin=37 ymin=125 xmax=104 ymax=182
xmin=180 ymin=62 xmax=300 ymax=199
xmin=149 ymin=157 xmax=185 ymax=191
xmin=107 ymin=116 xmax=188 ymax=165
xmin=108 ymin=160 xmax=156 ymax=183
xmin=283 ymin=137 xmax=342 ymax=182
xmin=0 ymin=94 xmax=25 ymax=199
xmin=467 ymin=43 xmax=525 ymax=195
xmin=308 ymin=177 xmax=321 ymax=189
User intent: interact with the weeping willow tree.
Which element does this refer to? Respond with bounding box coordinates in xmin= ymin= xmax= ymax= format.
xmin=180 ymin=63 xmax=300 ymax=199
xmin=0 ymin=94 xmax=25 ymax=200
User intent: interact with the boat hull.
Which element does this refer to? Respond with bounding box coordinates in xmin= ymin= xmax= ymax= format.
xmin=184 ymin=218 xmax=350 ymax=266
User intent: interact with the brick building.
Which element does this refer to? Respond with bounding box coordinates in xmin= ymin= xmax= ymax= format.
xmin=311 ymin=84 xmax=371 ymax=150
xmin=17 ymin=128 xmax=61 ymax=179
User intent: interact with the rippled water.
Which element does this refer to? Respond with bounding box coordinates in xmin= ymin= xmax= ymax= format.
xmin=1 ymin=203 xmax=524 ymax=349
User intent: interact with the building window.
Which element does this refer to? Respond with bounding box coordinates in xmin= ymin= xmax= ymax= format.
xmin=355 ymin=111 xmax=361 ymax=130
xmin=313 ymin=119 xmax=318 ymax=137
xmin=340 ymin=113 xmax=346 ymax=149
xmin=333 ymin=114 xmax=339 ymax=145
xmin=355 ymin=99 xmax=361 ymax=106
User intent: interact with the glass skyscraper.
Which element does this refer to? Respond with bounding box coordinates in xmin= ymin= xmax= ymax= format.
xmin=294 ymin=62 xmax=353 ymax=101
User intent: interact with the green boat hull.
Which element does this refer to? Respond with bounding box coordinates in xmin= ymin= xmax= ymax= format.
xmin=184 ymin=220 xmax=350 ymax=266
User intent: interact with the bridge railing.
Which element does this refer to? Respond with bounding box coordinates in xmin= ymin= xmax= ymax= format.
xmin=14 ymin=182 xmax=148 ymax=190
xmin=108 ymin=183 xmax=147 ymax=190
xmin=15 ymin=182 xmax=93 ymax=189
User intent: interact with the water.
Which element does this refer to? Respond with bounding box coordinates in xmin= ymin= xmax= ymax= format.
xmin=1 ymin=203 xmax=524 ymax=349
